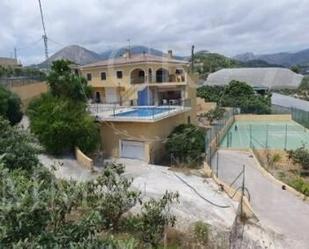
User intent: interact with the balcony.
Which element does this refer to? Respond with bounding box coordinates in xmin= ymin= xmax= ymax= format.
xmin=130 ymin=68 xmax=187 ymax=86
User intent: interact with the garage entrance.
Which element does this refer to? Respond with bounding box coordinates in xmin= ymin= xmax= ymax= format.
xmin=120 ymin=140 xmax=145 ymax=161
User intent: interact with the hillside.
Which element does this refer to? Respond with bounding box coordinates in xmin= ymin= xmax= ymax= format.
xmin=234 ymin=48 xmax=309 ymax=67
xmin=38 ymin=45 xmax=102 ymax=68
xmin=193 ymin=52 xmax=280 ymax=79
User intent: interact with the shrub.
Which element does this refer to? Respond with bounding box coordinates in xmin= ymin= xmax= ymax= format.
xmin=0 ymin=85 xmax=23 ymax=125
xmin=288 ymin=146 xmax=309 ymax=170
xmin=139 ymin=191 xmax=179 ymax=247
xmin=27 ymin=94 xmax=99 ymax=155
xmin=197 ymin=85 xmax=224 ymax=102
xmin=201 ymin=107 xmax=225 ymax=124
xmin=0 ymin=117 xmax=39 ymax=171
xmin=84 ymin=163 xmax=141 ymax=230
xmin=193 ymin=221 xmax=209 ymax=245
xmin=166 ymin=124 xmax=205 ymax=166
xmin=288 ymin=178 xmax=309 ymax=196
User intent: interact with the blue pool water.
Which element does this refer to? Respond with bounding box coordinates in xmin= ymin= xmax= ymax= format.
xmin=115 ymin=107 xmax=173 ymax=117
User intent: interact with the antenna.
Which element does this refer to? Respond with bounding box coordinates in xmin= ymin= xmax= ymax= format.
xmin=38 ymin=0 xmax=49 ymax=59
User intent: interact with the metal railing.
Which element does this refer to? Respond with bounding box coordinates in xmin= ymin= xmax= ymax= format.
xmin=88 ymin=99 xmax=192 ymax=120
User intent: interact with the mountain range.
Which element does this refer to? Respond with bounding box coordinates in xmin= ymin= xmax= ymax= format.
xmin=37 ymin=45 xmax=309 ymax=73
xmin=37 ymin=45 xmax=169 ymax=68
xmin=234 ymin=48 xmax=309 ymax=67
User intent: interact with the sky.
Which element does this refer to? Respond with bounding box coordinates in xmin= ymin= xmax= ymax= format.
xmin=1 ymin=0 xmax=309 ymax=65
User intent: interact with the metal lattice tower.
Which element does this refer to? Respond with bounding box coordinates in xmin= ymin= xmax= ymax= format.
xmin=38 ymin=0 xmax=49 ymax=59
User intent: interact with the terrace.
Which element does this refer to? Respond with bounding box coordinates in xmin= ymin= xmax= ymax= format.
xmin=88 ymin=99 xmax=192 ymax=122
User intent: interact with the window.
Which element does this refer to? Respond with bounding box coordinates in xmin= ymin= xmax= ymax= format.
xmin=116 ymin=71 xmax=123 ymax=79
xmin=175 ymin=69 xmax=183 ymax=74
xmin=86 ymin=73 xmax=92 ymax=81
xmin=101 ymin=72 xmax=106 ymax=80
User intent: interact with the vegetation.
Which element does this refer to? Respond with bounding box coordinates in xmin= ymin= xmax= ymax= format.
xmin=0 ymin=65 xmax=46 ymax=79
xmin=0 ymin=121 xmax=179 ymax=248
xmin=201 ymin=107 xmax=225 ymax=124
xmin=166 ymin=124 xmax=205 ymax=166
xmin=288 ymin=146 xmax=309 ymax=171
xmin=288 ymin=177 xmax=309 ymax=196
xmin=47 ymin=60 xmax=91 ymax=102
xmin=192 ymin=52 xmax=280 ymax=79
xmin=27 ymin=60 xmax=98 ymax=155
xmin=0 ymin=117 xmax=39 ymax=172
xmin=193 ymin=221 xmax=209 ymax=246
xmin=27 ymin=94 xmax=99 ymax=155
xmin=0 ymin=85 xmax=23 ymax=125
xmin=197 ymin=81 xmax=271 ymax=114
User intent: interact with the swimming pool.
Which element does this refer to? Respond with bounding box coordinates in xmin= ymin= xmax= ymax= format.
xmin=115 ymin=107 xmax=174 ymax=117
xmin=220 ymin=121 xmax=309 ymax=150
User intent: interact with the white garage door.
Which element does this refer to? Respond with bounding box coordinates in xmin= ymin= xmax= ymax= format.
xmin=105 ymin=88 xmax=119 ymax=104
xmin=120 ymin=140 xmax=145 ymax=161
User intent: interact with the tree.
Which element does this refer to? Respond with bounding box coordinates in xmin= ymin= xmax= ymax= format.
xmin=27 ymin=94 xmax=99 ymax=155
xmin=290 ymin=65 xmax=301 ymax=74
xmin=166 ymin=124 xmax=205 ymax=166
xmin=201 ymin=107 xmax=225 ymax=124
xmin=47 ymin=60 xmax=91 ymax=102
xmin=0 ymin=117 xmax=39 ymax=171
xmin=198 ymin=81 xmax=271 ymax=114
xmin=0 ymin=85 xmax=23 ymax=125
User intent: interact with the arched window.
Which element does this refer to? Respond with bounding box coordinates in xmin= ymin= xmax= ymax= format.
xmin=130 ymin=68 xmax=145 ymax=84
xmin=156 ymin=68 xmax=169 ymax=83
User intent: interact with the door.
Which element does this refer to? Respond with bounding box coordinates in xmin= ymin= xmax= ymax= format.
xmin=105 ymin=88 xmax=119 ymax=104
xmin=95 ymin=92 xmax=101 ymax=103
xmin=120 ymin=140 xmax=145 ymax=161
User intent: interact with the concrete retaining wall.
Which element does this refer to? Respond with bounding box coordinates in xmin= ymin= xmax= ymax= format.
xmin=235 ymin=114 xmax=292 ymax=122
xmin=75 ymin=147 xmax=93 ymax=170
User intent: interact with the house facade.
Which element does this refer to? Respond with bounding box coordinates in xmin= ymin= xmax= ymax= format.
xmin=80 ymin=50 xmax=197 ymax=163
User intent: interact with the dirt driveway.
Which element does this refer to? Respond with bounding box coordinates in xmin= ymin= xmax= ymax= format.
xmin=212 ymin=149 xmax=309 ymax=249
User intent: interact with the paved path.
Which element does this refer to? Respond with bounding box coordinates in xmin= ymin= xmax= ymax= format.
xmin=212 ymin=149 xmax=309 ymax=249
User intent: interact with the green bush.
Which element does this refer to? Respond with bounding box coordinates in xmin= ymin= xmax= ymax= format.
xmin=193 ymin=221 xmax=209 ymax=245
xmin=138 ymin=191 xmax=179 ymax=247
xmin=0 ymin=85 xmax=23 ymax=125
xmin=288 ymin=146 xmax=309 ymax=170
xmin=197 ymin=81 xmax=271 ymax=114
xmin=166 ymin=124 xmax=205 ymax=166
xmin=201 ymin=107 xmax=225 ymax=124
xmin=27 ymin=94 xmax=99 ymax=155
xmin=288 ymin=178 xmax=309 ymax=196
xmin=0 ymin=117 xmax=39 ymax=171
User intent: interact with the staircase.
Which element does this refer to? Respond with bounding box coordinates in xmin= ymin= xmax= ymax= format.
xmin=121 ymin=84 xmax=147 ymax=105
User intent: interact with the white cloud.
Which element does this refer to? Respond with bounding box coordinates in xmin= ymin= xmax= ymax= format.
xmin=1 ymin=0 xmax=309 ymax=65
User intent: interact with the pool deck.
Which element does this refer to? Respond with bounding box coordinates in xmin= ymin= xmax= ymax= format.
xmin=88 ymin=105 xmax=192 ymax=123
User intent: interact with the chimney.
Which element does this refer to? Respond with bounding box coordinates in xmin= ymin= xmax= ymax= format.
xmin=167 ymin=50 xmax=173 ymax=59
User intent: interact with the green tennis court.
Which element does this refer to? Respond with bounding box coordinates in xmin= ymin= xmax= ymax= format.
xmin=220 ymin=121 xmax=309 ymax=150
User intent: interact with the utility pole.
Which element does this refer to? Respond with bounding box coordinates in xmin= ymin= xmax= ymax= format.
xmin=14 ymin=47 xmax=17 ymax=60
xmin=38 ymin=0 xmax=49 ymax=59
xmin=191 ymin=45 xmax=195 ymax=72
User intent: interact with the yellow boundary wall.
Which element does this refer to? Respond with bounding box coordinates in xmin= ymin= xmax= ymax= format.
xmin=75 ymin=147 xmax=94 ymax=170
xmin=234 ymin=114 xmax=292 ymax=122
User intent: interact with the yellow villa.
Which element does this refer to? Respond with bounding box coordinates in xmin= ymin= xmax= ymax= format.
xmin=80 ymin=50 xmax=197 ymax=163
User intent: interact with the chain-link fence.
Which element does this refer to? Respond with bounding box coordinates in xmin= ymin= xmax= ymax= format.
xmin=272 ymin=104 xmax=309 ymax=129
xmin=205 ymin=108 xmax=238 ymax=166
